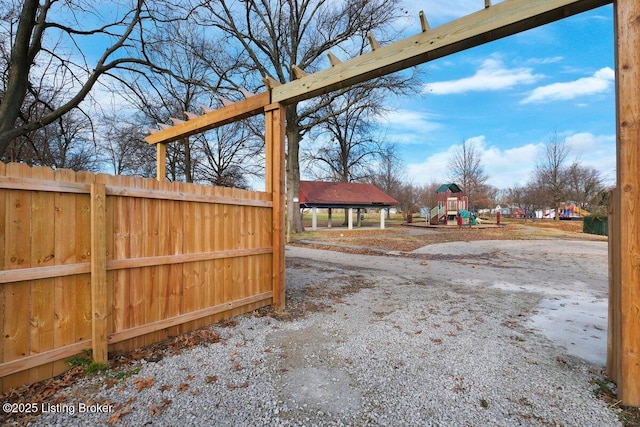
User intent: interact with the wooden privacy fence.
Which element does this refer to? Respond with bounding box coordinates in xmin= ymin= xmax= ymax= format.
xmin=0 ymin=162 xmax=281 ymax=392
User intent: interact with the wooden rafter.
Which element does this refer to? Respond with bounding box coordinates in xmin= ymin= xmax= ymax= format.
xmin=327 ymin=52 xmax=342 ymax=67
xmin=419 ymin=11 xmax=430 ymax=33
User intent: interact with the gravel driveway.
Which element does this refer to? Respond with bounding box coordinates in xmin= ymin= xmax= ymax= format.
xmin=15 ymin=240 xmax=620 ymax=426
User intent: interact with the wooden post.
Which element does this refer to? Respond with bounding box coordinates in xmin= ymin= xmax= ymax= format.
xmin=328 ymin=208 xmax=332 ymax=228
xmin=348 ymin=208 xmax=353 ymax=230
xmin=265 ymin=103 xmax=286 ymax=311
xmin=156 ymin=143 xmax=166 ymax=181
xmin=614 ymin=0 xmax=640 ymax=406
xmin=608 ymin=188 xmax=621 ymax=384
xmin=90 ymin=181 xmax=108 ymax=363
xmin=380 ymin=209 xmax=385 ymax=229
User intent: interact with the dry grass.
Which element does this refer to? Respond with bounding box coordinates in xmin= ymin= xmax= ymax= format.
xmin=290 ymin=219 xmax=605 ymax=255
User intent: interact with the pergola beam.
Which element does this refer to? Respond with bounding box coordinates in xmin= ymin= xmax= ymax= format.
xmin=271 ymin=0 xmax=611 ymax=105
xmin=144 ymin=92 xmax=270 ymax=145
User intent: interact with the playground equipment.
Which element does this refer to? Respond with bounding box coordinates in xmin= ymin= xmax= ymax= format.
xmin=430 ymin=183 xmax=468 ymax=225
xmin=560 ymin=205 xmax=590 ymax=219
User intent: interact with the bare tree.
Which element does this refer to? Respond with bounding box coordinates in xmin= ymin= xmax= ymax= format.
xmin=195 ymin=122 xmax=264 ymax=189
xmin=198 ymin=0 xmax=409 ymax=233
xmin=417 ymin=182 xmax=441 ymax=211
xmin=447 ymin=138 xmax=489 ymax=207
xmin=370 ymin=144 xmax=404 ymax=196
xmin=303 ymin=86 xmax=390 ymax=183
xmin=100 ymin=115 xmax=156 ymax=176
xmin=395 ymin=182 xmax=421 ymax=218
xmin=110 ymin=20 xmax=223 ymax=182
xmin=565 ymin=162 xmax=604 ymax=214
xmin=368 ymin=143 xmax=405 ymax=218
xmin=0 ymin=0 xmax=191 ymax=157
xmin=3 ymin=105 xmax=99 ymax=171
xmin=535 ymin=131 xmax=570 ymax=221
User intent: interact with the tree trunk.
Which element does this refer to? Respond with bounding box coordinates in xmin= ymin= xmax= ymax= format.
xmin=286 ymin=105 xmax=304 ymax=233
xmin=0 ymin=0 xmax=40 ymax=157
xmin=183 ymin=137 xmax=193 ymax=183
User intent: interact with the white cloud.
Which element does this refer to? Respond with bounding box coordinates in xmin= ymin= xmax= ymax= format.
xmin=521 ymin=67 xmax=615 ymax=104
xmin=423 ymin=57 xmax=542 ymax=95
xmin=525 ymin=56 xmax=564 ymax=65
xmin=377 ymin=109 xmax=442 ymax=144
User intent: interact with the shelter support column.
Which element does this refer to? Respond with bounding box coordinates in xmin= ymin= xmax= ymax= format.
xmin=265 ymin=103 xmax=286 ymax=311
xmin=611 ymin=0 xmax=640 ymax=406
xmin=312 ymin=208 xmax=317 ymax=230
xmin=328 ymin=208 xmax=332 ymax=228
xmin=380 ymin=209 xmax=385 ymax=230
xmin=348 ymin=208 xmax=353 ymax=230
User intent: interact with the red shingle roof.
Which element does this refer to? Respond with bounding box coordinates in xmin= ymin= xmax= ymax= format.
xmin=299 ymin=181 xmax=397 ymax=207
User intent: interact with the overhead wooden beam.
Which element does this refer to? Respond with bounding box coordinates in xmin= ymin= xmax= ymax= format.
xmin=145 ymin=91 xmax=271 ymax=145
xmin=272 ymin=0 xmax=611 ymax=105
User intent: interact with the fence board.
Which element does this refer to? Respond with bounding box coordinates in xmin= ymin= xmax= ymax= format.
xmin=167 ymin=183 xmax=184 ymax=338
xmin=142 ymin=177 xmax=158 ymax=346
xmin=129 ymin=176 xmax=145 ymax=349
xmin=111 ymin=174 xmax=131 ymax=353
xmin=53 ymin=168 xmax=80 ymax=375
xmin=202 ymin=188 xmax=214 ymax=311
xmin=213 ymin=200 xmax=224 ymax=310
xmin=29 ymin=166 xmax=55 ymax=384
xmin=91 ymin=182 xmax=108 ymax=363
xmin=156 ymin=184 xmax=170 ymax=343
xmin=3 ymin=163 xmax=32 ymax=389
xmin=75 ymin=171 xmax=93 ymax=346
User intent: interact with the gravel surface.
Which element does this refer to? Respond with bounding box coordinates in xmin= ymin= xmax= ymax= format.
xmin=18 ymin=241 xmax=620 ymax=426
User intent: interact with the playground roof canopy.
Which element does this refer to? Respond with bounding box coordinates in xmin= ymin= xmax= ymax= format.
xmin=436 ymin=183 xmax=463 ymax=194
xmin=299 ymin=181 xmax=397 ymax=209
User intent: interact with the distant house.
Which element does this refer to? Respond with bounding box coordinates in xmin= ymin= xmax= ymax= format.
xmin=492 ymin=204 xmax=513 ymax=216
xmin=299 ymin=181 xmax=397 ymax=229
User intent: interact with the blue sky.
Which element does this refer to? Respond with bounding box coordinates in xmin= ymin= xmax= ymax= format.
xmin=377 ymin=1 xmax=616 ymax=189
